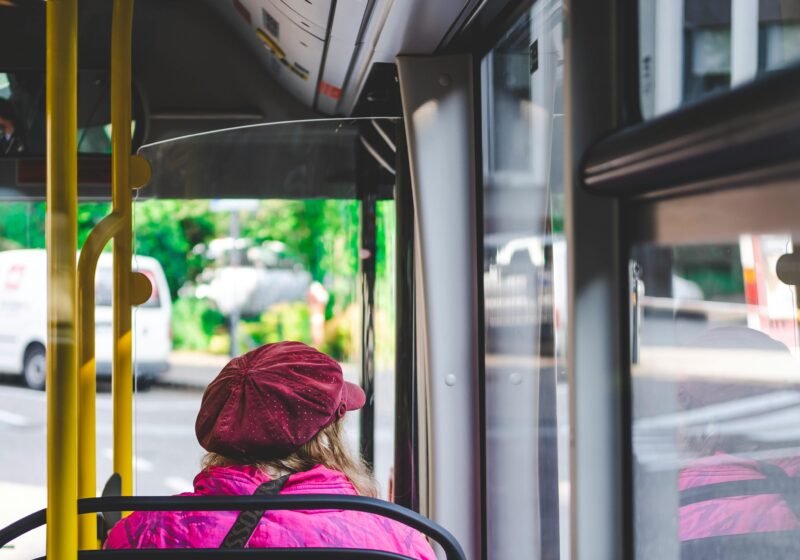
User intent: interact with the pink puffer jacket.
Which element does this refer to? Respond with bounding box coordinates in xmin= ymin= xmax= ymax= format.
xmin=105 ymin=464 xmax=436 ymax=559
xmin=679 ymin=453 xmax=800 ymax=541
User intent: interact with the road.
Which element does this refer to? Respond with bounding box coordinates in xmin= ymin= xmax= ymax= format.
xmin=0 ymin=353 xmax=397 ymax=559
xmin=0 ymin=368 xmax=208 ymax=559
xmin=3 ymin=330 xmax=800 ymax=559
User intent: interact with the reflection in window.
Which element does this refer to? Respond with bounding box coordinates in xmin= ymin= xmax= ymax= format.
xmin=760 ymin=22 xmax=800 ymax=71
xmin=481 ymin=1 xmax=569 ymax=558
xmin=631 ymin=235 xmax=800 ymax=559
xmin=0 ymin=73 xmax=10 ymax=99
xmin=0 ymin=71 xmax=139 ymax=156
xmin=685 ymin=27 xmax=731 ymax=100
xmin=639 ymin=0 xmax=800 ymax=119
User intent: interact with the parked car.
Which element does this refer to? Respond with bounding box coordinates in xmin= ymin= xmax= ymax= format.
xmin=0 ymin=249 xmax=172 ymax=389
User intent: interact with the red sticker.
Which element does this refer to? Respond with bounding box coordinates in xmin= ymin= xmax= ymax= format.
xmin=318 ymin=81 xmax=342 ymax=100
xmin=232 ymin=0 xmax=251 ymax=24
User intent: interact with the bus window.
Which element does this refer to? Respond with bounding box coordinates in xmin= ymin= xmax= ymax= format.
xmin=639 ymin=0 xmax=800 ymax=119
xmin=481 ymin=2 xmax=569 ymax=558
xmin=129 ymin=118 xmax=399 ymax=502
xmin=631 ymin=235 xmax=800 ymax=558
xmin=0 ymin=201 xmax=109 ymax=556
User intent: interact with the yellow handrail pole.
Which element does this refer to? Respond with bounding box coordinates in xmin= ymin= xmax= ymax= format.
xmin=111 ymin=0 xmax=135 ymax=498
xmin=46 ymin=1 xmax=79 ymax=559
xmin=77 ymin=215 xmax=124 ymax=549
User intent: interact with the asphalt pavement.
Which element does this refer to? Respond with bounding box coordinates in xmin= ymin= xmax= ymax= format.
xmin=0 ymin=351 xmax=396 ymax=560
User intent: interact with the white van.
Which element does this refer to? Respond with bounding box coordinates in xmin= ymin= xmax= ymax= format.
xmin=0 ymin=249 xmax=172 ymax=389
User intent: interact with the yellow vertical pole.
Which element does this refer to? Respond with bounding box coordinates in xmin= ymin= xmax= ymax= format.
xmin=46 ymin=1 xmax=78 ymax=559
xmin=112 ymin=0 xmax=135 ymax=498
xmin=77 ymin=255 xmax=98 ymax=549
xmin=78 ymin=216 xmax=123 ymax=548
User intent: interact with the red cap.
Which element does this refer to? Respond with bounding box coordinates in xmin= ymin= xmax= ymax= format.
xmin=195 ymin=341 xmax=365 ymax=459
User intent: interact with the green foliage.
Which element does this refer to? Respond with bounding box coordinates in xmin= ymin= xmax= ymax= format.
xmin=134 ymin=200 xmax=223 ymax=300
xmin=320 ymin=305 xmax=357 ymax=362
xmin=240 ymin=303 xmax=312 ymax=350
xmin=171 ymin=296 xmax=225 ymax=351
xmin=0 ymin=201 xmax=113 ymax=251
xmin=0 ymin=197 xmax=398 ymax=367
xmin=77 ymin=203 xmax=112 ymax=248
xmin=0 ymin=202 xmax=45 ymax=248
xmin=239 ymin=199 xmax=361 ymax=312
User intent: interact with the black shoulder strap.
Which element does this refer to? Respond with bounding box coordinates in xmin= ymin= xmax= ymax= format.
xmin=220 ymin=474 xmax=291 ymax=548
xmin=679 ymin=460 xmax=800 ymax=520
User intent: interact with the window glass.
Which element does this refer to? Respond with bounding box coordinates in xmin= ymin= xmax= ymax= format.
xmin=631 ymin=234 xmax=800 ymax=558
xmin=0 ymin=73 xmax=10 ymax=99
xmin=129 ymin=119 xmax=399 ymax=501
xmin=639 ymin=0 xmax=800 ymax=119
xmin=0 ymin=71 xmax=139 ymax=156
xmin=0 ymin=201 xmax=110 ymax=558
xmin=481 ymin=2 xmax=569 ymax=558
xmin=129 ymin=197 xmax=366 ymax=496
xmin=373 ymin=199 xmax=397 ymax=500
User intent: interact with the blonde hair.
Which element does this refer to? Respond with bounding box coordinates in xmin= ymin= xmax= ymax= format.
xmin=202 ymin=417 xmax=378 ymax=498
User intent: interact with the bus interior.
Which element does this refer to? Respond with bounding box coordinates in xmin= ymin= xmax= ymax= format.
xmin=0 ymin=0 xmax=800 ymax=559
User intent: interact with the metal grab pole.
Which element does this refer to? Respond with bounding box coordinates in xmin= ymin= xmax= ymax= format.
xmin=78 ymin=215 xmax=124 ymax=549
xmin=46 ymin=1 xmax=79 ymax=559
xmin=111 ymin=0 xmax=135 ymax=499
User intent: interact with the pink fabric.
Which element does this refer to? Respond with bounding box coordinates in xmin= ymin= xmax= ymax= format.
xmin=105 ymin=464 xmax=435 ymax=559
xmin=679 ymin=453 xmax=800 ymax=541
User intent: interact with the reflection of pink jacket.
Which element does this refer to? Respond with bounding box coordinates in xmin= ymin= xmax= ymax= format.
xmin=679 ymin=453 xmax=800 ymax=541
xmin=105 ymin=464 xmax=436 ymax=559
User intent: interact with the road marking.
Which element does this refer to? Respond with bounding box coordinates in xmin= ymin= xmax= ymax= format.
xmin=164 ymin=476 xmax=193 ymax=493
xmin=0 ymin=409 xmax=30 ymax=427
xmin=102 ymin=448 xmax=153 ymax=472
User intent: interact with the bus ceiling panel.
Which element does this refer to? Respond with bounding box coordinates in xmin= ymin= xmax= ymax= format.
xmin=0 ymin=0 xmax=477 ymax=123
xmin=0 ymin=0 xmax=45 ymax=68
xmin=582 ymin=61 xmax=800 ymax=197
xmin=211 ymin=0 xmax=359 ymax=115
xmin=132 ymin=0 xmax=317 ymax=140
xmin=333 ymin=0 xmax=483 ymax=116
xmin=137 ymin=118 xmax=397 ymax=200
xmin=0 ymin=0 xmax=317 ymax=142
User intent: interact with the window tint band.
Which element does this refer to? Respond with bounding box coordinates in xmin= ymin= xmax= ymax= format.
xmin=583 ymin=59 xmax=800 ymax=196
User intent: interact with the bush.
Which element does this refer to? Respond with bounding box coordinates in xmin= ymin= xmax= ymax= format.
xmin=240 ymin=303 xmax=312 ymax=349
xmin=171 ymin=296 xmax=225 ymax=351
xmin=321 ymin=304 xmax=358 ymax=362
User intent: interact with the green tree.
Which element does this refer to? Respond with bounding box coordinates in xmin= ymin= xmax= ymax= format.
xmin=133 ymin=199 xmax=223 ymax=299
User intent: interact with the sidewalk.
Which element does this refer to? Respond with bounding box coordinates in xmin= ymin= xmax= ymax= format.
xmin=156 ymin=351 xmax=229 ymax=390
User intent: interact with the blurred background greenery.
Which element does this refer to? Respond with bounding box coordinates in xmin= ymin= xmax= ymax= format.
xmin=0 ymin=198 xmax=396 ymax=368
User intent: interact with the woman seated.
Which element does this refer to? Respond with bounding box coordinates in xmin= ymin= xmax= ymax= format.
xmin=105 ymin=341 xmax=435 ymax=559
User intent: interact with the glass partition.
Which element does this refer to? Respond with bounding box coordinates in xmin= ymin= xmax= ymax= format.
xmin=481 ymin=3 xmax=569 ymax=559
xmin=0 ymin=200 xmax=114 ymax=559
xmin=131 ymin=118 xmax=398 ymax=499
